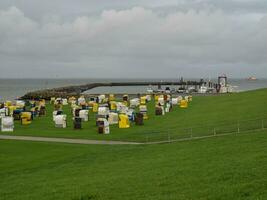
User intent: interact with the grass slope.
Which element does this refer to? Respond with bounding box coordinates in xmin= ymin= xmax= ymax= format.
xmin=0 ymin=131 xmax=266 ymax=200
xmin=4 ymin=88 xmax=267 ymax=141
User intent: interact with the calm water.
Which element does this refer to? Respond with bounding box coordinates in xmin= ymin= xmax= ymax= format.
xmin=0 ymin=78 xmax=267 ymax=101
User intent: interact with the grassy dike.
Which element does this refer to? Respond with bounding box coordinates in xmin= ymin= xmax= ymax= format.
xmin=4 ymin=88 xmax=267 ymax=142
xmin=1 ymin=89 xmax=267 ymax=199
xmin=0 ymin=131 xmax=266 ymax=200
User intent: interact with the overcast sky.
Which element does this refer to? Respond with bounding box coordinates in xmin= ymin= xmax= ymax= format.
xmin=0 ymin=0 xmax=267 ymax=79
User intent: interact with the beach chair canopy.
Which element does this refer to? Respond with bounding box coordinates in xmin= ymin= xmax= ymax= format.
xmin=1 ymin=116 xmax=14 ymax=132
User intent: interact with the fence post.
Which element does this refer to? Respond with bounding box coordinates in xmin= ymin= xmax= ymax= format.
xmin=262 ymin=119 xmax=264 ymax=130
xmin=190 ymin=128 xmax=193 ymax=138
xmin=146 ymin=135 xmax=149 ymax=143
xmin=168 ymin=134 xmax=171 ymax=143
xmin=237 ymin=121 xmax=240 ymax=134
xmin=213 ymin=128 xmax=216 ymax=136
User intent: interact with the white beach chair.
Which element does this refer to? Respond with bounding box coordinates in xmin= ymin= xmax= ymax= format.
xmin=171 ymin=98 xmax=178 ymax=105
xmin=78 ymin=97 xmax=86 ymax=105
xmin=79 ymin=110 xmax=89 ymax=122
xmin=158 ymin=97 xmax=165 ymax=106
xmin=54 ymin=115 xmax=67 ymax=128
xmin=62 ymin=98 xmax=68 ymax=105
xmin=108 ymin=112 xmax=119 ymax=125
xmin=98 ymin=118 xmax=110 ymax=134
xmin=1 ymin=116 xmax=14 ymax=132
xmin=130 ymin=98 xmax=140 ymax=108
xmin=98 ymin=107 xmax=109 ymax=116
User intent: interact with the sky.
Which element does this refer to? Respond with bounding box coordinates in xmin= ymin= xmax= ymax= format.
xmin=0 ymin=0 xmax=267 ymax=79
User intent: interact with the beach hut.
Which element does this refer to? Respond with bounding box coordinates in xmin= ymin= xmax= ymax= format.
xmin=62 ymin=98 xmax=68 ymax=105
xmin=180 ymin=100 xmax=188 ymax=108
xmin=50 ymin=97 xmax=56 ymax=104
xmin=116 ymin=102 xmax=128 ymax=114
xmin=97 ymin=118 xmax=110 ymax=134
xmin=98 ymin=95 xmax=106 ymax=104
xmin=5 ymin=101 xmax=12 ymax=107
xmin=21 ymin=112 xmax=32 ymax=125
xmin=53 ymin=110 xmax=63 ymax=121
xmin=155 ymin=106 xmax=163 ymax=115
xmin=78 ymin=96 xmax=86 ymax=105
xmin=171 ymin=98 xmax=178 ymax=105
xmin=109 ymin=94 xmax=115 ymax=101
xmin=188 ymin=96 xmax=193 ymax=102
xmin=39 ymin=99 xmax=46 ymax=106
xmin=109 ymin=101 xmax=117 ymax=111
xmin=135 ymin=113 xmax=144 ymax=125
xmin=68 ymin=96 xmax=76 ymax=104
xmin=38 ymin=105 xmax=46 ymax=116
xmin=165 ymin=103 xmax=171 ymax=113
xmin=1 ymin=116 xmax=14 ymax=132
xmin=177 ymin=96 xmax=183 ymax=104
xmin=55 ymin=98 xmax=63 ymax=105
xmin=79 ymin=110 xmax=89 ymax=122
xmin=54 ymin=115 xmax=67 ymax=128
xmin=158 ymin=97 xmax=165 ymax=106
xmin=108 ymin=112 xmax=119 ymax=125
xmin=139 ymin=105 xmax=148 ymax=119
xmin=8 ymin=106 xmax=17 ymax=117
xmin=119 ymin=114 xmax=130 ymax=128
xmin=73 ymin=117 xmax=82 ymax=129
xmin=126 ymin=109 xmax=135 ymax=122
xmin=130 ymin=98 xmax=140 ymax=108
xmin=53 ymin=110 xmax=58 ymax=121
xmin=140 ymin=96 xmax=147 ymax=105
xmin=123 ymin=95 xmax=129 ymax=102
xmin=92 ymin=103 xmax=98 ymax=113
xmin=98 ymin=107 xmax=109 ymax=118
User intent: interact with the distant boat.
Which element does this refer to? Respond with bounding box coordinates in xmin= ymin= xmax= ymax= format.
xmin=146 ymin=87 xmax=153 ymax=93
xmin=247 ymin=76 xmax=257 ymax=81
xmin=199 ymin=86 xmax=208 ymax=94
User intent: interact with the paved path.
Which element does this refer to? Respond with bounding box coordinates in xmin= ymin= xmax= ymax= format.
xmin=0 ymin=135 xmax=142 ymax=145
xmin=0 ymin=131 xmax=251 ymax=145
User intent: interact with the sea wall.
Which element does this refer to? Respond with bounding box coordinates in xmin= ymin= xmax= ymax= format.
xmin=20 ymin=81 xmax=212 ymax=100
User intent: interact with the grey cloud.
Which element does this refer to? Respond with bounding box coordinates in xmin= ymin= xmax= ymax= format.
xmin=0 ymin=2 xmax=267 ymax=78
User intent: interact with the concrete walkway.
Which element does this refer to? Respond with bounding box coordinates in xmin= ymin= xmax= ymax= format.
xmin=0 ymin=131 xmax=253 ymax=145
xmin=0 ymin=135 xmax=142 ymax=145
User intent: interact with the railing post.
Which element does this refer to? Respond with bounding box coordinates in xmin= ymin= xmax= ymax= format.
xmin=213 ymin=128 xmax=216 ymax=136
xmin=168 ymin=134 xmax=171 ymax=143
xmin=190 ymin=128 xmax=193 ymax=138
xmin=237 ymin=121 xmax=240 ymax=134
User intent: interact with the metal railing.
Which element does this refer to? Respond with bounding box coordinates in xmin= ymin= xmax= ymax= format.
xmin=140 ymin=117 xmax=267 ymax=143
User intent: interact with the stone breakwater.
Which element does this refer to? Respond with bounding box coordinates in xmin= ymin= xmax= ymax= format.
xmin=20 ymin=81 xmax=216 ymax=100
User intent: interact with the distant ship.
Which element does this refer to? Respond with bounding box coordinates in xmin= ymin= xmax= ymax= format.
xmin=247 ymin=76 xmax=257 ymax=81
xmin=146 ymin=87 xmax=154 ymax=93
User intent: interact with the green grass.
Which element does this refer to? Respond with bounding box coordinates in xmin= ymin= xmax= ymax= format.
xmin=3 ymin=88 xmax=267 ymax=142
xmin=0 ymin=131 xmax=266 ymax=200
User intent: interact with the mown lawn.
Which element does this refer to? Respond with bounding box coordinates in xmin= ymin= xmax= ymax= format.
xmin=0 ymin=131 xmax=266 ymax=200
xmin=3 ymin=88 xmax=267 ymax=142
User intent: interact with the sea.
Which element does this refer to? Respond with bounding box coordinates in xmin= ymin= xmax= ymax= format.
xmin=0 ymin=78 xmax=267 ymax=101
